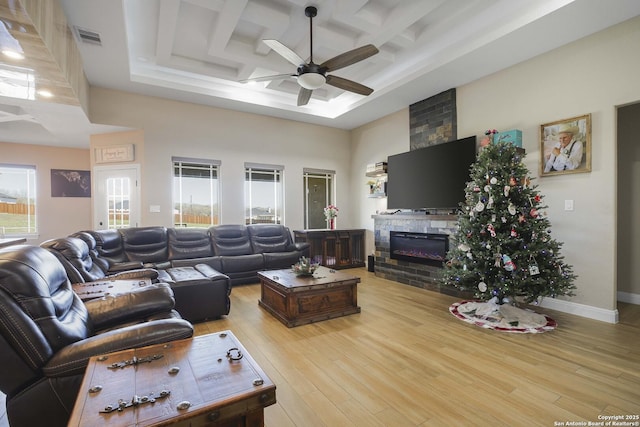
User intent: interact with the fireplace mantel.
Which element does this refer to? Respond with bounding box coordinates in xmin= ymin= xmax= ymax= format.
xmin=373 ymin=213 xmax=460 ymax=293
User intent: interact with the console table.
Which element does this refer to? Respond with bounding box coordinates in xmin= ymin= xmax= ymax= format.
xmin=293 ymin=229 xmax=365 ymax=269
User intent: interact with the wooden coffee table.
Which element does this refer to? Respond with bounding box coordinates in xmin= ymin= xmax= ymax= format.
xmin=258 ymin=266 xmax=361 ymax=327
xmin=68 ymin=331 xmax=276 ymax=426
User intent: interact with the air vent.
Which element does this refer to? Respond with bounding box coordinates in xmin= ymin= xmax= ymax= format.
xmin=74 ymin=26 xmax=102 ymax=45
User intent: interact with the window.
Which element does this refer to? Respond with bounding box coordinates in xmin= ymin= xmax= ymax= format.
xmin=245 ymin=163 xmax=283 ymax=225
xmin=303 ymin=168 xmax=334 ymax=229
xmin=0 ymin=164 xmax=37 ymax=236
xmin=173 ymin=158 xmax=221 ymax=227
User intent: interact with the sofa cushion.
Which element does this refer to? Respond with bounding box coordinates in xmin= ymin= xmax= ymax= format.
xmin=210 ymin=225 xmax=253 ymax=256
xmin=167 ymin=228 xmax=214 ymax=260
xmin=120 ymin=226 xmax=168 ymax=263
xmin=247 ymin=224 xmax=294 ymax=254
xmin=86 ymin=229 xmax=127 ymax=264
xmin=40 ymin=237 xmax=105 ymax=283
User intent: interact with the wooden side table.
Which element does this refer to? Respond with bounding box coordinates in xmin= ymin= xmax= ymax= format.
xmin=68 ymin=331 xmax=276 ymax=426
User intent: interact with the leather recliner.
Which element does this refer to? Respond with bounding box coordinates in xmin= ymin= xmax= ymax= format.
xmin=0 ymin=245 xmax=194 ymax=427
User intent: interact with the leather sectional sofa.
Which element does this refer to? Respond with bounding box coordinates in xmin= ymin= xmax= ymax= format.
xmin=0 ymin=245 xmax=194 ymax=427
xmin=42 ymin=224 xmax=309 ymax=322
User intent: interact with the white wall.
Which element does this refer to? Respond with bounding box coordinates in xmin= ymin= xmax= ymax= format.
xmin=351 ymin=16 xmax=640 ymax=319
xmin=89 ymin=89 xmax=352 ymax=231
xmin=351 ymin=109 xmax=409 ymax=256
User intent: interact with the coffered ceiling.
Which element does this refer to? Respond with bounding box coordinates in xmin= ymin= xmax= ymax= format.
xmin=2 ymin=0 xmax=640 ymax=148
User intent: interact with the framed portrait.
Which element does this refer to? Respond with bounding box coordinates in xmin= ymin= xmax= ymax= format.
xmin=540 ymin=114 xmax=591 ymax=176
xmin=51 ymin=169 xmax=91 ymax=197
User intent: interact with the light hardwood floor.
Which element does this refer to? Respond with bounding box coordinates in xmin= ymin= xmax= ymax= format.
xmin=194 ymin=268 xmax=640 ymax=427
xmin=2 ymin=269 xmax=637 ymax=427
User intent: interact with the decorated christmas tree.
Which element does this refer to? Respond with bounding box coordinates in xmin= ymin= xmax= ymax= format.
xmin=441 ymin=134 xmax=576 ymax=305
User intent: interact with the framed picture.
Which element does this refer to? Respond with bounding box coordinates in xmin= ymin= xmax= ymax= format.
xmin=540 ymin=114 xmax=591 ymax=176
xmin=51 ymin=169 xmax=91 ymax=197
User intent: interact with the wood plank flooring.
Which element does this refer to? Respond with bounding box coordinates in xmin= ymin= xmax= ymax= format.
xmin=2 ymin=269 xmax=637 ymax=426
xmin=194 ymin=268 xmax=640 ymax=427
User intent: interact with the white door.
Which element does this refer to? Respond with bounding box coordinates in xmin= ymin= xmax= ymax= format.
xmin=93 ymin=165 xmax=140 ymax=230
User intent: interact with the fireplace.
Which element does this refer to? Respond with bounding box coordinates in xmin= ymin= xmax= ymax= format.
xmin=390 ymin=231 xmax=449 ymax=267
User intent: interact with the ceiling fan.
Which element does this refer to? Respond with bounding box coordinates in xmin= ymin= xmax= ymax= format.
xmin=241 ymin=6 xmax=379 ymax=106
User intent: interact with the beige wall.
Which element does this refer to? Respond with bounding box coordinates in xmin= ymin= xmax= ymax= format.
xmin=89 ymin=89 xmax=352 ymax=230
xmin=351 ymin=15 xmax=640 ymax=318
xmin=351 ymin=109 xmax=409 ymax=256
xmin=0 ymin=141 xmax=91 ymax=243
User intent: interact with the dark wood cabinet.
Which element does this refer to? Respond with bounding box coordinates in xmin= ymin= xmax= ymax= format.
xmin=294 ymin=229 xmax=366 ymax=269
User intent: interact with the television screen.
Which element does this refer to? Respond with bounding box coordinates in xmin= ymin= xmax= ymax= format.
xmin=387 ymin=136 xmax=477 ymax=210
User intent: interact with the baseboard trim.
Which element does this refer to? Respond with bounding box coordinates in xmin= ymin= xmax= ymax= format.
xmin=538 ymin=298 xmax=619 ymax=324
xmin=617 ymin=291 xmax=640 ymax=305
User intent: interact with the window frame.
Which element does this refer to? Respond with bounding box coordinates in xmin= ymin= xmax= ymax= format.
xmin=244 ymin=163 xmax=284 ymax=225
xmin=172 ymin=157 xmax=221 ymax=227
xmin=0 ymin=163 xmax=37 ymax=237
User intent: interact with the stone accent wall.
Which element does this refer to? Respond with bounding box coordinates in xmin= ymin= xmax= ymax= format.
xmin=409 ymin=88 xmax=457 ymax=150
xmin=373 ymin=214 xmax=469 ymax=298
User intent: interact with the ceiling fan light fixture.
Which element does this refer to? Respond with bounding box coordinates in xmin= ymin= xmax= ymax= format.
xmin=298 ymin=72 xmax=325 ymax=90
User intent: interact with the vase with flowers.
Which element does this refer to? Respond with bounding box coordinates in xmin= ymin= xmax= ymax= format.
xmin=324 ymin=204 xmax=339 ymax=229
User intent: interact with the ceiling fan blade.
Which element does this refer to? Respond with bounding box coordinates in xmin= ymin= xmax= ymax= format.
xmin=297 ymin=87 xmax=313 ymax=106
xmin=263 ymin=39 xmax=305 ymax=66
xmin=325 ymin=75 xmax=373 ymax=96
xmin=320 ymin=44 xmax=379 ymax=72
xmin=239 ymin=73 xmax=295 ymax=83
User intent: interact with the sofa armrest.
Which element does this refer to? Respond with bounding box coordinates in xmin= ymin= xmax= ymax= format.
xmin=107 ymin=268 xmax=159 ymax=281
xmin=43 ymin=319 xmax=193 ymax=377
xmin=84 ymin=283 xmax=176 ymax=331
xmin=294 ymin=242 xmax=310 ymax=252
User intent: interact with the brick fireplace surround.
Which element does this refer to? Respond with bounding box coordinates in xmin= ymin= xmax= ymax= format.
xmin=373 ymin=213 xmax=467 ymax=297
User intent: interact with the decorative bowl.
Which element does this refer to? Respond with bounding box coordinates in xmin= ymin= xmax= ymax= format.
xmin=291 ymin=257 xmax=319 ymax=276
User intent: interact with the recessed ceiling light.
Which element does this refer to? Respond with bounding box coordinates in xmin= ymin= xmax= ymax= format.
xmin=37 ymin=90 xmax=54 ymax=98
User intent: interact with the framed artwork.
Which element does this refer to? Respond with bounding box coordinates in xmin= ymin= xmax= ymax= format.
xmin=51 ymin=169 xmax=91 ymax=197
xmin=540 ymin=114 xmax=591 ymax=176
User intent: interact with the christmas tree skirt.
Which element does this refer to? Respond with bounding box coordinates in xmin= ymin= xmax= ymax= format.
xmin=449 ymin=300 xmax=557 ymax=333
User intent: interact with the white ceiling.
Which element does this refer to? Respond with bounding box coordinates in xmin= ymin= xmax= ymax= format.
xmin=2 ymin=0 xmax=640 ymax=148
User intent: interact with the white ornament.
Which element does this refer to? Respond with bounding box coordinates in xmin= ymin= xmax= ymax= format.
xmin=508 ymin=203 xmax=516 ymax=215
xmin=475 ymin=201 xmax=485 ymax=212
xmin=458 ymin=243 xmax=470 ymax=252
xmin=490 ymin=177 xmax=497 ymax=185
xmin=478 ymin=282 xmax=487 ymax=292
xmin=504 ymin=185 xmax=511 ymax=197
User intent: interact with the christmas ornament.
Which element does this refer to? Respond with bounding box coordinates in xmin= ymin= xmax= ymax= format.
xmin=494 ymin=253 xmax=502 ymax=267
xmin=475 ymin=201 xmax=485 ymax=212
xmin=518 ymin=214 xmax=526 ymax=223
xmin=504 ymin=185 xmax=511 ymax=197
xmin=510 ymin=227 xmax=518 ymax=237
xmin=502 ymin=254 xmax=516 ymax=271
xmin=529 ymin=257 xmax=540 ymax=275
xmin=478 ymin=282 xmax=487 ymax=292
xmin=508 ymin=203 xmax=517 ymax=215
xmin=490 ymin=177 xmax=498 ymax=185
xmin=530 ymin=208 xmax=539 ymax=218
xmin=458 ymin=243 xmax=470 ymax=252
xmin=487 ymin=224 xmax=496 ymax=237
xmin=487 ymin=196 xmax=494 ymax=209
xmin=484 ymin=185 xmax=491 ymax=192
xmin=509 ymin=176 xmax=517 ymax=186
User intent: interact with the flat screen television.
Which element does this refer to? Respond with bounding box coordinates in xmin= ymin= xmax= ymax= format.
xmin=386 ymin=136 xmax=477 ymax=211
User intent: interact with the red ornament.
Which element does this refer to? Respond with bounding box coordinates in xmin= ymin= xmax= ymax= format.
xmin=530 ymin=208 xmax=539 ymax=218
